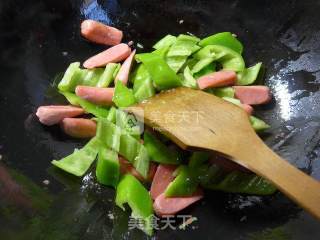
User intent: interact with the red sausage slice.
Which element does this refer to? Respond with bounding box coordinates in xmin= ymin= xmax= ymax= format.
xmin=197 ymin=70 xmax=237 ymax=89
xmin=61 ymin=118 xmax=97 ymax=138
xmin=115 ymin=49 xmax=136 ymax=85
xmin=75 ymin=86 xmax=114 ymax=106
xmin=36 ymin=105 xmax=84 ymax=126
xmin=119 ymin=157 xmax=157 ymax=182
xmin=153 ymin=189 xmax=204 ymax=217
xmin=241 ymin=104 xmax=253 ymax=115
xmin=81 ymin=19 xmax=123 ymax=46
xmin=83 ymin=43 xmax=131 ymax=69
xmin=234 ymin=86 xmax=271 ymax=105
xmin=150 ymin=164 xmax=177 ymax=200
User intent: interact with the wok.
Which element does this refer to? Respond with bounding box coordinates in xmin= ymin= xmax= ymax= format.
xmin=0 ymin=0 xmax=320 ymax=239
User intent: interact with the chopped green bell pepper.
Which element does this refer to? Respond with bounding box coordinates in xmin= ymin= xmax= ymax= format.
xmin=96 ymin=118 xmax=122 ymax=152
xmin=153 ymin=34 xmax=177 ymax=50
xmin=96 ymin=148 xmax=119 ymax=188
xmin=60 ymin=91 xmax=108 ymax=118
xmin=209 ymin=87 xmax=235 ymax=98
xmin=107 ymin=106 xmax=117 ymax=123
xmin=51 ymin=137 xmax=100 ymax=177
xmin=80 ymin=68 xmax=104 ymax=87
xmin=96 ymin=63 xmax=120 ymax=87
xmin=132 ymin=64 xmax=155 ymax=102
xmin=194 ymin=45 xmax=245 ymax=72
xmin=193 ymin=62 xmax=216 ymax=79
xmin=199 ymin=32 xmax=243 ymax=54
xmin=115 ymin=174 xmax=154 ymax=235
xmin=116 ymin=110 xmax=141 ymax=136
xmin=165 ymin=34 xmax=201 ymax=72
xmin=182 ymin=66 xmax=197 ymax=88
xmin=177 ymin=34 xmax=200 ymax=43
xmin=144 ymin=131 xmax=182 ymax=164
xmin=202 ymin=169 xmax=277 ymax=195
xmin=222 ymin=96 xmax=242 ymax=105
xmin=58 ymin=62 xmax=81 ymax=92
xmin=119 ymin=133 xmax=150 ymax=178
xmin=136 ymin=53 xmax=182 ymax=90
xmin=188 ymin=151 xmax=210 ymax=168
xmin=165 ymin=165 xmax=199 ymax=197
xmin=250 ymin=116 xmax=270 ymax=131
xmin=237 ymin=62 xmax=262 ymax=85
xmin=191 ymin=57 xmax=215 ymax=74
xmin=112 ymin=81 xmax=137 ymax=108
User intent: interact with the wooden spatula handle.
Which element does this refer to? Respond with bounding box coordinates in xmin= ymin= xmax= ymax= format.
xmin=233 ymin=138 xmax=320 ymax=219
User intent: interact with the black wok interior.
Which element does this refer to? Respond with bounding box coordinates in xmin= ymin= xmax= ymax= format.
xmin=1 ymin=0 xmax=320 ymax=239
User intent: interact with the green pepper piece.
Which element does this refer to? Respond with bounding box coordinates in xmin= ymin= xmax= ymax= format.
xmin=51 ymin=137 xmax=100 ymax=177
xmin=60 ymin=91 xmax=108 ymax=118
xmin=177 ymin=34 xmax=200 ymax=43
xmin=209 ymin=87 xmax=235 ymax=98
xmin=182 ymin=66 xmax=197 ymax=88
xmin=188 ymin=151 xmax=210 ymax=168
xmin=250 ymin=116 xmax=270 ymax=131
xmin=115 ymin=174 xmax=154 ymax=235
xmin=58 ymin=62 xmax=81 ymax=92
xmin=134 ymin=144 xmax=150 ymax=179
xmin=96 ymin=118 xmax=122 ymax=152
xmin=134 ymin=78 xmax=155 ymax=102
xmin=96 ymin=148 xmax=119 ymax=188
xmin=112 ymin=81 xmax=137 ymax=107
xmin=96 ymin=63 xmax=120 ymax=87
xmin=80 ymin=68 xmax=104 ymax=86
xmin=119 ymin=133 xmax=139 ymax=162
xmin=144 ymin=131 xmax=181 ymax=165
xmin=152 ymin=45 xmax=170 ymax=58
xmin=135 ymin=53 xmax=182 ymax=90
xmin=153 ymin=34 xmax=177 ymax=50
xmin=222 ymin=96 xmax=242 ymax=105
xmin=167 ymin=41 xmax=200 ymax=57
xmin=237 ymin=62 xmax=262 ymax=85
xmin=203 ymin=170 xmax=277 ymax=195
xmin=165 ymin=55 xmax=189 ymax=73
xmin=119 ymin=133 xmax=150 ymax=178
xmin=165 ymin=34 xmax=201 ymax=72
xmin=165 ymin=165 xmax=199 ymax=197
xmin=132 ymin=64 xmax=155 ymax=102
xmin=194 ymin=45 xmax=245 ymax=72
xmin=199 ymin=32 xmax=243 ymax=54
xmin=191 ymin=57 xmax=215 ymax=74
xmin=116 ymin=110 xmax=141 ymax=136
xmin=107 ymin=106 xmax=117 ymax=123
xmin=193 ymin=62 xmax=216 ymax=79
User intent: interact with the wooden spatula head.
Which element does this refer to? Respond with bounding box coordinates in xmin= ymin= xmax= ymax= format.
xmin=128 ymin=87 xmax=320 ymax=220
xmin=128 ymin=87 xmax=255 ymax=156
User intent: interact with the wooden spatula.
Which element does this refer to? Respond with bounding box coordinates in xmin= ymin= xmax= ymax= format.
xmin=128 ymin=87 xmax=320 ymax=219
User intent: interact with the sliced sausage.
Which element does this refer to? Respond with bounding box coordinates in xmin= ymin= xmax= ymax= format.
xmin=197 ymin=70 xmax=237 ymax=90
xmin=150 ymin=164 xmax=177 ymax=200
xmin=119 ymin=156 xmax=157 ymax=182
xmin=75 ymin=86 xmax=114 ymax=106
xmin=115 ymin=50 xmax=136 ymax=85
xmin=81 ymin=19 xmax=123 ymax=46
xmin=36 ymin=105 xmax=84 ymax=126
xmin=83 ymin=43 xmax=131 ymax=69
xmin=61 ymin=118 xmax=97 ymax=138
xmin=153 ymin=189 xmax=203 ymax=217
xmin=209 ymin=155 xmax=251 ymax=173
xmin=233 ymin=86 xmax=271 ymax=105
xmin=241 ymin=104 xmax=253 ymax=115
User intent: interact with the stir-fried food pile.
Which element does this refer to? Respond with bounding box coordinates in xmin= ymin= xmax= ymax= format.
xmin=36 ymin=19 xmax=275 ymax=235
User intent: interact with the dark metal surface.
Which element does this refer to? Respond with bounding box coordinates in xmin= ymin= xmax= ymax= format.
xmin=1 ymin=0 xmax=320 ymax=239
